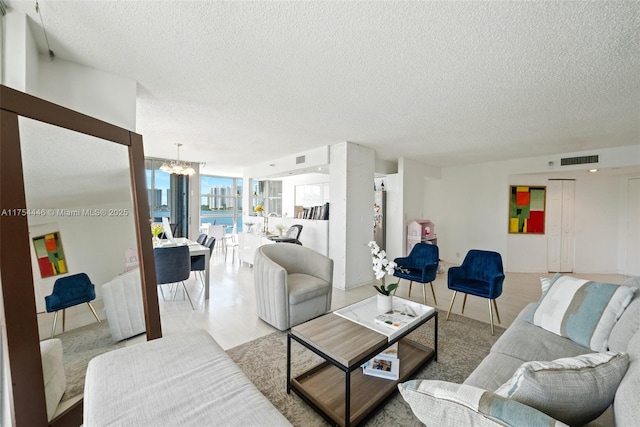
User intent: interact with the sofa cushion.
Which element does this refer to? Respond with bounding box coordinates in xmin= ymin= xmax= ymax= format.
xmin=495 ymin=351 xmax=629 ymax=426
xmin=492 ymin=304 xmax=592 ymax=362
xmin=609 ymin=277 xmax=640 ymax=352
xmin=464 ymin=353 xmax=530 ymax=392
xmin=609 ymin=297 xmax=640 ymax=352
xmin=398 ymin=380 xmax=567 ymax=427
xmin=613 ymin=329 xmax=640 ymax=427
xmin=84 ymin=329 xmax=291 ymax=426
xmin=287 ymin=273 xmax=331 ymax=305
xmin=527 ymin=274 xmax=636 ymax=351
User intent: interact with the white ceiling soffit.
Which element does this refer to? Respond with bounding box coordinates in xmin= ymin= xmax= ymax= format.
xmin=8 ymin=1 xmax=640 ymax=175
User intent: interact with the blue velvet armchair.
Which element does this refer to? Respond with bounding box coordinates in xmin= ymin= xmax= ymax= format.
xmin=393 ymin=243 xmax=439 ymax=305
xmin=446 ymin=249 xmax=505 ymax=335
xmin=45 ymin=272 xmax=101 ymax=338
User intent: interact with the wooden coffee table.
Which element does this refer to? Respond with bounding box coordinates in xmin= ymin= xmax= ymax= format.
xmin=287 ymin=296 xmax=437 ymax=427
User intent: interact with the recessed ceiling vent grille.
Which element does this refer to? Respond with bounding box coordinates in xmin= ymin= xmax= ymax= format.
xmin=296 ymin=155 xmax=306 ymax=165
xmin=560 ymin=155 xmax=599 ymax=166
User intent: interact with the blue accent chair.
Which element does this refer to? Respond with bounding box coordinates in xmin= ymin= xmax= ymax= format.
xmin=392 ymin=243 xmax=440 ymax=305
xmin=154 ymin=245 xmax=194 ymax=309
xmin=446 ymin=249 xmax=505 ymax=335
xmin=45 ymin=272 xmax=101 ymax=338
xmin=191 ymin=236 xmax=216 ymax=285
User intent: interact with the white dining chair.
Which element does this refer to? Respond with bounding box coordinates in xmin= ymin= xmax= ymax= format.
xmin=224 ymin=224 xmax=239 ymax=263
xmin=207 ymin=225 xmax=226 ymax=255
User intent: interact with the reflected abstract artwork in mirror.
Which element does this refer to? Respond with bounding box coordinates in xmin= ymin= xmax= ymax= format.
xmin=32 ymin=231 xmax=67 ymax=278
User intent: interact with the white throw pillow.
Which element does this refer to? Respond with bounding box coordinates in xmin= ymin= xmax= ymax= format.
xmin=398 ymin=380 xmax=567 ymax=427
xmin=495 ymin=351 xmax=629 ymax=426
xmin=527 ymin=274 xmax=636 ymax=351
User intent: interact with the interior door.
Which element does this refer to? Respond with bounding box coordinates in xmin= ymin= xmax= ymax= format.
xmin=627 ymin=178 xmax=640 ymax=276
xmin=547 ymin=179 xmax=575 ymax=272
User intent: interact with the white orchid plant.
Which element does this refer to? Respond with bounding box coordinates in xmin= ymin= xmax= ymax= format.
xmin=368 ymin=241 xmax=405 ymax=296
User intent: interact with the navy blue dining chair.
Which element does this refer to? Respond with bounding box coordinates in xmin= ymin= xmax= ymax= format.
xmin=154 ymin=245 xmax=194 ymax=310
xmin=45 ymin=272 xmax=101 ymax=338
xmin=392 ymin=243 xmax=440 ymax=305
xmin=191 ymin=236 xmax=216 ymax=286
xmin=446 ymin=249 xmax=505 ymax=335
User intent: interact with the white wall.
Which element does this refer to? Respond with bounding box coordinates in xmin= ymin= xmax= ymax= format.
xmin=330 ymin=142 xmax=375 ymax=289
xmin=28 ymin=201 xmax=137 ymax=339
xmin=425 ymin=146 xmax=640 ymax=274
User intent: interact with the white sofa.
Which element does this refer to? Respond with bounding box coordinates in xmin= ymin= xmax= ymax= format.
xmin=84 ymin=329 xmax=291 ymax=426
xmin=101 ymin=268 xmax=146 ymax=342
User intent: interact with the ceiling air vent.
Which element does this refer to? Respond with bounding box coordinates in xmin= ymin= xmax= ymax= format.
xmin=560 ymin=155 xmax=599 ymax=166
xmin=296 ymin=155 xmax=306 ymax=165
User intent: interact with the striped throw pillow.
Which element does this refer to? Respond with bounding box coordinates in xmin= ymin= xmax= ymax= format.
xmin=528 ymin=274 xmax=636 ymax=351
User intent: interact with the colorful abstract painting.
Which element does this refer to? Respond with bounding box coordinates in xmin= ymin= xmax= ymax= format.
xmin=32 ymin=232 xmax=67 ymax=278
xmin=509 ymin=186 xmax=546 ymax=234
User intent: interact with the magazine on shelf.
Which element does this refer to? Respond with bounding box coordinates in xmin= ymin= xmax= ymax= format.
xmin=374 ymin=307 xmax=420 ymax=331
xmin=362 ymin=353 xmax=400 ymax=380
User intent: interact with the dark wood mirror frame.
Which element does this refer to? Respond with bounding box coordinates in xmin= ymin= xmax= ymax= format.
xmin=0 ymin=85 xmax=162 ymax=426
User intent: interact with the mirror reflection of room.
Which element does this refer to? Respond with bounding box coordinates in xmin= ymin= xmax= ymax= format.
xmin=19 ymin=117 xmax=144 ymax=417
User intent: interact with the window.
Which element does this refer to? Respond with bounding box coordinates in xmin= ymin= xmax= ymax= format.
xmin=251 ymin=180 xmax=282 ymax=216
xmin=146 ymin=159 xmax=189 ymax=237
xmin=201 ymin=175 xmax=243 ymax=232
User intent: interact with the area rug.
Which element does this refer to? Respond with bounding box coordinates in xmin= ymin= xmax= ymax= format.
xmin=227 ymin=310 xmax=504 ymax=426
xmin=54 ymin=320 xmax=127 ymax=404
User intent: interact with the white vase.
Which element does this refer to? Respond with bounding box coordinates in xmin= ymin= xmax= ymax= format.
xmin=377 ymin=294 xmax=393 ymax=313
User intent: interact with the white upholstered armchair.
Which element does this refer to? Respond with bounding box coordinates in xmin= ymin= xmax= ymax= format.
xmin=254 ymin=243 xmax=333 ymax=331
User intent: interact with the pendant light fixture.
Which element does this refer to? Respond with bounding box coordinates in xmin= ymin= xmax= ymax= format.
xmin=159 ymin=143 xmax=196 ymax=176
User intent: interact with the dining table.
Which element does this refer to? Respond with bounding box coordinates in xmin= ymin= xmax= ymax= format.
xmin=159 ymin=237 xmax=212 ymax=300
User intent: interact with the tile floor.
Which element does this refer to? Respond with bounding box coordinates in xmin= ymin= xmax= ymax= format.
xmin=146 ymin=249 xmax=630 ymax=350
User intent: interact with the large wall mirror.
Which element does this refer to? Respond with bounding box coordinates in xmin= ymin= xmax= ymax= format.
xmin=0 ymin=86 xmax=160 ymax=426
xmin=20 ymin=116 xmax=139 ymax=412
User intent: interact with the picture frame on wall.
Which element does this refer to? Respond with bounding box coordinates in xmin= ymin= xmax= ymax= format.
xmin=32 ymin=232 xmax=68 ymax=278
xmin=509 ymin=186 xmax=546 ymax=234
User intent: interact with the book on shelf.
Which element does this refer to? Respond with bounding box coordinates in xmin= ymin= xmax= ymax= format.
xmin=298 ymin=203 xmax=330 ymax=220
xmin=361 ymin=351 xmax=400 ymax=380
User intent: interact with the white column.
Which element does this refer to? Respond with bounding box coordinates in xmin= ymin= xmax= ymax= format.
xmin=329 ymin=142 xmax=375 ymax=290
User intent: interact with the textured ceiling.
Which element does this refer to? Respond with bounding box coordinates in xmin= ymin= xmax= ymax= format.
xmin=7 ymin=1 xmax=640 ymax=176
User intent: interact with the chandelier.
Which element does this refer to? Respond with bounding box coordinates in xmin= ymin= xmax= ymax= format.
xmin=159 ymin=143 xmax=196 ymax=176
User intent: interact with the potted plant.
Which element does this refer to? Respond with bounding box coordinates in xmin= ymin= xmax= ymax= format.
xmin=368 ymin=241 xmax=402 ymax=312
xmin=254 ymin=205 xmax=264 ymax=217
xmin=151 ymin=222 xmax=163 ymax=245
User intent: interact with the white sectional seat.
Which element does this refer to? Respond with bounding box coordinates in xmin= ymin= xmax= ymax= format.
xmin=84 ymin=329 xmax=291 ymax=426
xmin=101 ymin=268 xmax=146 ymax=342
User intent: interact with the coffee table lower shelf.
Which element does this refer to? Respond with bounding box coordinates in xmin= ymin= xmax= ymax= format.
xmin=290 ymin=339 xmax=435 ymax=427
